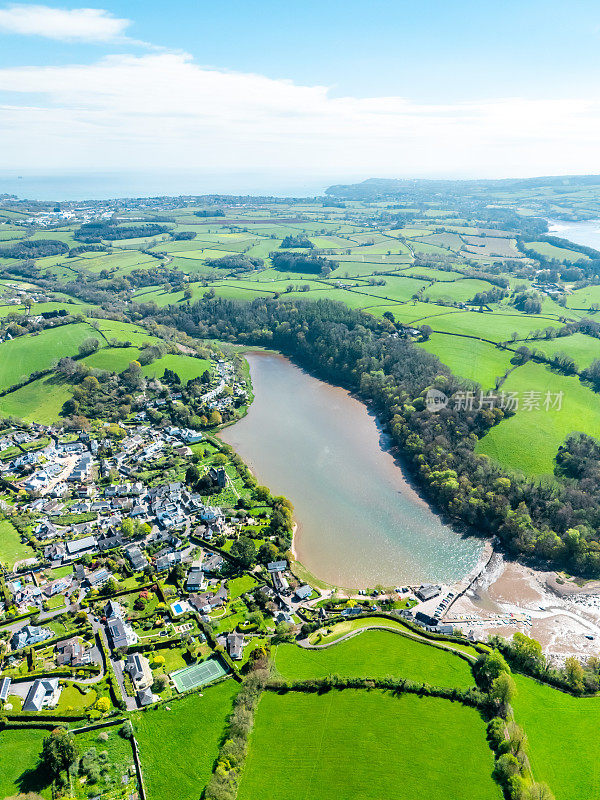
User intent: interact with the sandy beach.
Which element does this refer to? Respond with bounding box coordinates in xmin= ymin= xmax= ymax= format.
xmin=447 ymin=553 xmax=600 ymax=663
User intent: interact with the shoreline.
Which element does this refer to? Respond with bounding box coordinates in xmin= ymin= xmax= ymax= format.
xmin=448 ymin=554 xmax=600 ymax=661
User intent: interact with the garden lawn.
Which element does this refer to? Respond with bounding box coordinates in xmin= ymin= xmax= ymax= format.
xmin=0 ymin=727 xmax=52 ymax=798
xmin=55 ymin=684 xmax=97 ymax=711
xmin=0 ymin=518 xmax=35 ymax=568
xmin=274 ymin=629 xmax=474 ymax=688
xmin=134 ymin=679 xmax=238 ymax=800
xmin=227 ymin=574 xmax=260 ymax=598
xmin=238 ymin=690 xmax=500 ymax=800
xmin=512 ymin=674 xmax=600 ymax=800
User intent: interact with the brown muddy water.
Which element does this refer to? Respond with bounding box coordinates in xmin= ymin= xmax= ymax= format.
xmin=221 ymin=351 xmax=482 ymax=588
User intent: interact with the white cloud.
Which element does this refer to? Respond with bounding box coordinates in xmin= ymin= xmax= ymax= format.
xmin=0 ymin=51 xmax=599 ymax=177
xmin=0 ymin=4 xmax=130 ymax=42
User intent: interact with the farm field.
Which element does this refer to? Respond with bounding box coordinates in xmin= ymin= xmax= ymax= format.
xmin=0 ymin=322 xmax=97 ymax=391
xmin=415 ymin=310 xmax=564 ymax=340
xmin=134 ymin=679 xmax=238 ymax=800
xmin=476 ymin=360 xmax=600 ymax=474
xmin=274 ymin=629 xmax=475 ymax=687
xmin=512 ymin=674 xmax=600 ymax=800
xmin=238 ymin=690 xmax=501 ymax=800
xmin=0 ymin=727 xmax=51 ymax=799
xmin=530 ymin=332 xmax=600 ymax=370
xmin=0 ymin=372 xmax=72 ymax=423
xmin=423 ymin=278 xmax=493 ymax=303
xmin=526 ymin=241 xmax=588 ymax=261
xmin=566 ymin=284 xmax=600 ymax=309
xmin=418 ymin=334 xmax=514 ymax=389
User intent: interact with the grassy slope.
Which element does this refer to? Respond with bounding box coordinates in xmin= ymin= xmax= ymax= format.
xmin=476 ymin=360 xmax=600 ymax=474
xmin=238 ymin=690 xmax=501 ymax=800
xmin=0 ymin=322 xmax=96 ymax=391
xmin=0 ymin=518 xmax=35 ymax=568
xmin=274 ymin=630 xmax=474 ymax=688
xmin=0 ymin=373 xmax=72 ymax=423
xmin=512 ymin=674 xmax=600 ymax=800
xmin=530 ymin=332 xmax=600 ymax=370
xmin=418 ymin=334 xmax=513 ymax=389
xmin=134 ymin=680 xmax=238 ymax=800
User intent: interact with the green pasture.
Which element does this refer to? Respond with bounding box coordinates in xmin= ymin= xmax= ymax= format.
xmin=527 ymin=241 xmax=588 ymax=262
xmin=0 ymin=322 xmax=97 ymax=391
xmin=567 ymin=284 xmax=600 ymax=310
xmin=238 ymin=690 xmax=500 ymax=800
xmin=512 ymin=674 xmax=600 ymax=800
xmin=530 ymin=332 xmax=600 ymax=370
xmin=274 ymin=629 xmax=474 ymax=687
xmin=0 ymin=372 xmax=72 ymax=423
xmin=416 ymin=310 xmax=564 ymax=341
xmin=135 ymin=680 xmax=238 ymax=800
xmin=0 ymin=727 xmax=51 ymax=799
xmin=419 ymin=334 xmax=513 ymax=388
xmin=476 ymin=360 xmax=600 ymax=474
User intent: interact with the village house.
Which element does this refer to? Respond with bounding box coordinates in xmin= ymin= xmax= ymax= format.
xmin=226 ymin=632 xmax=245 ymax=660
xmin=23 ymin=678 xmax=61 ymax=711
xmin=56 ymin=637 xmax=92 ymax=667
xmin=125 ymin=653 xmax=153 ymax=690
xmin=12 ymin=624 xmax=52 ymax=649
xmin=186 ymin=559 xmax=205 ymax=591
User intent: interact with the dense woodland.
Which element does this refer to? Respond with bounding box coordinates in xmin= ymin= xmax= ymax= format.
xmin=0 ymin=239 xmax=69 ymax=258
xmin=75 ymin=221 xmax=171 ymax=242
xmin=271 ymin=251 xmax=334 ymax=275
xmin=134 ymin=295 xmax=600 ymax=575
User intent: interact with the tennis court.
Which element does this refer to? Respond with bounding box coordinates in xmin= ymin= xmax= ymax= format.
xmin=171 ymin=658 xmax=228 ymax=693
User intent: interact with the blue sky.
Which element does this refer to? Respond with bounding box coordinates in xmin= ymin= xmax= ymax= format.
xmin=0 ymin=1 xmax=599 ymax=181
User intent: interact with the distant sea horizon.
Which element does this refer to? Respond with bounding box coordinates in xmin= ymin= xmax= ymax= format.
xmin=0 ymin=171 xmax=351 ymax=202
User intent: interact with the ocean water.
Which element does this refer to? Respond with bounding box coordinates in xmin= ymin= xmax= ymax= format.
xmin=0 ymin=171 xmax=342 ymax=201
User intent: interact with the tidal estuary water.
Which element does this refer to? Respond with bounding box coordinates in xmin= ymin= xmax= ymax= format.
xmin=221 ymin=352 xmax=483 ymax=588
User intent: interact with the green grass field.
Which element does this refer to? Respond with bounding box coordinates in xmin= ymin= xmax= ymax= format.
xmin=227 ymin=574 xmax=260 ymax=598
xmin=238 ymin=690 xmax=501 ymax=800
xmin=512 ymin=674 xmax=600 ymax=800
xmin=274 ymin=629 xmax=474 ymax=687
xmin=527 ymin=241 xmax=588 ymax=262
xmin=0 ymin=322 xmax=96 ymax=391
xmin=419 ymin=334 xmax=514 ymax=389
xmin=0 ymin=372 xmax=72 ymax=423
xmin=0 ymin=727 xmax=51 ymax=798
xmin=476 ymin=360 xmax=600 ymax=474
xmin=134 ymin=679 xmax=238 ymax=800
xmin=0 ymin=518 xmax=36 ymax=568
xmin=529 ymin=332 xmax=600 ymax=370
